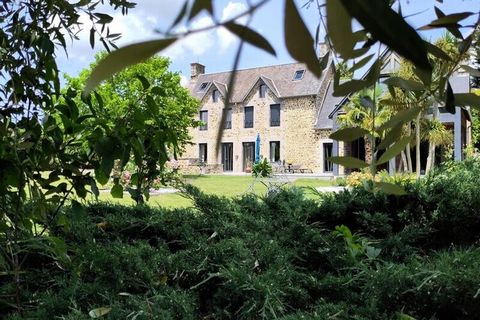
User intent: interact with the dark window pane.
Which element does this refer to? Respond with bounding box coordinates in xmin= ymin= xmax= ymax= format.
xmin=259 ymin=84 xmax=267 ymax=98
xmin=269 ymin=141 xmax=280 ymax=162
xmin=224 ymin=108 xmax=232 ymax=129
xmin=212 ymin=89 xmax=219 ymax=102
xmin=323 ymin=143 xmax=333 ymax=172
xmin=244 ymin=106 xmax=254 ymax=128
xmin=199 ymin=110 xmax=208 ymax=131
xmin=199 ymin=143 xmax=207 ymax=162
xmin=199 ymin=82 xmax=209 ymax=91
xmin=294 ymin=70 xmax=305 ymax=80
xmin=270 ymin=104 xmax=280 ymax=127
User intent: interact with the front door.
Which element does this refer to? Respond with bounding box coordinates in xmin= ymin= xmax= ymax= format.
xmin=243 ymin=142 xmax=255 ymax=172
xmin=221 ymin=143 xmax=233 ymax=172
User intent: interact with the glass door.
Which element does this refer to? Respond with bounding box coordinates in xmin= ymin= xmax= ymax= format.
xmin=243 ymin=142 xmax=255 ymax=172
xmin=221 ymin=143 xmax=233 ymax=172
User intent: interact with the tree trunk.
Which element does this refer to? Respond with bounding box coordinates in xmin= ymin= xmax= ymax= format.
xmin=426 ymin=141 xmax=436 ymax=174
xmin=401 ymin=150 xmax=408 ymax=173
xmin=364 ymin=136 xmax=373 ymax=165
xmin=415 ymin=114 xmax=421 ymax=177
xmin=406 ymin=143 xmax=413 ymax=172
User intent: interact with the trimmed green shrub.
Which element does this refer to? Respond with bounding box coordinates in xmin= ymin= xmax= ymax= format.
xmin=6 ymin=159 xmax=480 ymax=319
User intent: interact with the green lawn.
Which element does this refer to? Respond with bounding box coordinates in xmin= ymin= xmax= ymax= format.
xmin=94 ymin=175 xmax=335 ymax=208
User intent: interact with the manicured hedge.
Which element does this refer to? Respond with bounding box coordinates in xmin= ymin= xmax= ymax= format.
xmin=4 ymin=159 xmax=480 ymax=319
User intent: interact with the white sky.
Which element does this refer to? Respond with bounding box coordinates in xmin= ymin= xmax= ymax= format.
xmin=56 ymin=0 xmax=480 ymax=86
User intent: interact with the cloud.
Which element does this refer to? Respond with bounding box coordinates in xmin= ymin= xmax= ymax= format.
xmin=56 ymin=1 xmax=249 ymax=76
xmin=164 ymin=1 xmax=249 ymax=60
xmin=217 ymin=1 xmax=248 ymax=52
xmin=180 ymin=74 xmax=189 ymax=87
xmin=163 ymin=15 xmax=216 ymax=60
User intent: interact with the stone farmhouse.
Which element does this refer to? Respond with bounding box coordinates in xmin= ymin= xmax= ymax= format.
xmin=182 ymin=50 xmax=471 ymax=175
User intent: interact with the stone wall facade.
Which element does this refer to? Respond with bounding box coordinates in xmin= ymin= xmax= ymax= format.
xmin=182 ymin=78 xmax=339 ymax=174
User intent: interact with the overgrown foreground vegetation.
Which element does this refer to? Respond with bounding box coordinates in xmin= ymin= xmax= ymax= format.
xmin=4 ymin=159 xmax=480 ymax=319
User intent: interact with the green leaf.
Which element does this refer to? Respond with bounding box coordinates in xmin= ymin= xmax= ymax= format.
xmin=375 ymin=182 xmax=407 ymax=195
xmin=89 ymin=27 xmax=95 ymax=49
xmin=189 ymin=0 xmax=213 ymax=21
xmin=333 ymin=60 xmax=380 ymax=97
xmin=339 ymin=0 xmax=431 ymax=72
xmin=95 ymin=167 xmax=109 ymax=185
xmin=424 ymin=41 xmax=452 ymax=61
xmin=326 ymin=0 xmax=356 ymax=59
xmin=397 ymin=313 xmax=417 ymax=320
xmin=111 ymin=184 xmax=123 ymax=198
xmin=351 ymin=54 xmax=374 ymax=73
xmin=334 ymin=79 xmax=370 ymax=97
xmin=420 ymin=11 xmax=473 ymax=28
xmin=320 ymin=51 xmax=331 ymax=70
xmin=94 ymin=13 xmax=114 ymax=24
xmin=458 ymin=34 xmax=473 ymax=54
xmin=454 ymin=93 xmax=480 ymax=108
xmin=328 ymin=156 xmax=369 ymax=169
xmin=445 ymin=81 xmax=455 ymax=114
xmin=89 ymin=307 xmax=112 ymax=318
xmin=90 ymin=179 xmax=100 ymax=199
xmin=225 ymin=22 xmax=276 ymax=56
xmin=377 ymin=123 xmax=403 ymax=150
xmin=48 ymin=236 xmax=68 ymax=259
xmin=169 ymin=0 xmax=189 ymax=30
xmin=73 ymin=180 xmax=88 ymax=198
xmin=330 ymin=127 xmax=369 ymax=142
xmin=413 ymin=65 xmax=432 ymax=87
xmin=377 ymin=135 xmax=413 ymax=165
xmin=136 ymin=75 xmax=150 ymax=90
xmin=284 ymin=0 xmax=321 ymax=77
xmin=84 ymin=38 xmax=177 ymax=94
xmin=432 ymin=7 xmax=464 ymax=39
xmin=378 ymin=107 xmax=421 ymax=131
xmin=383 ymin=77 xmax=424 ymax=91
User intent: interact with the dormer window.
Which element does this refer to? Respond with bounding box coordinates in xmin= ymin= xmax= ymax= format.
xmin=259 ymin=84 xmax=267 ymax=98
xmin=199 ymin=82 xmax=209 ymax=91
xmin=212 ymin=89 xmax=220 ymax=102
xmin=293 ymin=70 xmax=305 ymax=81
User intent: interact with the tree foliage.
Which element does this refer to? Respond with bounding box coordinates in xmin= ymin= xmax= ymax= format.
xmin=66 ymin=54 xmax=200 ymax=204
xmin=1 ymin=0 xmax=480 ymax=314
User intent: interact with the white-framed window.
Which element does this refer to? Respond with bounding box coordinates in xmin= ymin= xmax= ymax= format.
xmin=199 ymin=82 xmax=209 ymax=91
xmin=244 ymin=106 xmax=254 ymax=128
xmin=199 ymin=143 xmax=207 ymax=162
xmin=259 ymin=84 xmax=267 ymax=98
xmin=212 ymin=89 xmax=220 ymax=102
xmin=199 ymin=110 xmax=208 ymax=131
xmin=270 ymin=104 xmax=280 ymax=127
xmin=224 ymin=107 xmax=232 ymax=129
xmin=293 ymin=70 xmax=305 ymax=80
xmin=269 ymin=141 xmax=280 ymax=162
xmin=322 ymin=141 xmax=334 ymax=172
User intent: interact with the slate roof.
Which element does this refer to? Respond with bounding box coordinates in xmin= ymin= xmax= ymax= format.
xmin=188 ymin=62 xmax=325 ymax=103
xmin=314 ymin=80 xmax=343 ymax=129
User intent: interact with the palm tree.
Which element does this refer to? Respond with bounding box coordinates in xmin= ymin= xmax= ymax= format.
xmin=338 ymin=86 xmax=391 ymax=164
xmin=424 ymin=118 xmax=453 ymax=173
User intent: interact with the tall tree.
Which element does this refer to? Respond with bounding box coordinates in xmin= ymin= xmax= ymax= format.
xmin=0 ymin=0 xmax=135 ymax=313
xmin=65 ymin=54 xmax=200 ymax=204
xmin=338 ymin=87 xmax=391 ymax=164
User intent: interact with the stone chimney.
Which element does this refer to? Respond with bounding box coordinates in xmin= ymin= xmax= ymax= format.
xmin=190 ymin=62 xmax=205 ymax=80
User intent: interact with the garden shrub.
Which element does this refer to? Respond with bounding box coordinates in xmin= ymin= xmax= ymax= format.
xmin=6 ymin=159 xmax=480 ymax=319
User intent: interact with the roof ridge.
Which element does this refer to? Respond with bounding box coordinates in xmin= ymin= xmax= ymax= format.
xmin=199 ymin=61 xmax=306 ymax=77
